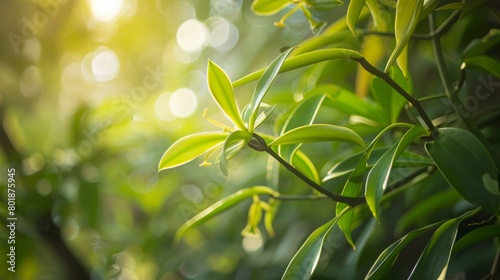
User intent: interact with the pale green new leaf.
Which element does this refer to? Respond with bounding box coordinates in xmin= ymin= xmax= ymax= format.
xmin=246 ymin=47 xmax=294 ymax=132
xmin=207 ymin=60 xmax=247 ymax=131
xmin=251 ymin=0 xmax=291 ymax=15
xmin=347 ymin=0 xmax=366 ymax=37
xmin=408 ymin=218 xmax=461 ymax=279
xmin=220 ymin=130 xmax=251 ymax=176
xmin=282 ymin=208 xmax=349 ymax=280
xmin=158 ymin=132 xmax=227 ymax=171
xmin=425 ymin=128 xmax=500 ymax=216
xmin=365 ymin=125 xmax=429 ymax=220
xmin=174 ymin=186 xmax=279 ymax=245
xmin=385 ymin=0 xmax=424 ymax=77
xmin=269 ymin=124 xmax=365 ymax=148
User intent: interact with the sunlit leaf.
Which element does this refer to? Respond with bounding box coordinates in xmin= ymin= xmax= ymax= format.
xmin=269 ymin=124 xmax=365 ymax=148
xmin=307 ymin=0 xmax=343 ymax=11
xmin=408 ymin=218 xmax=461 ymax=279
xmin=207 ymin=60 xmax=247 ymax=131
xmin=425 ymin=127 xmax=500 ymax=216
xmin=251 ymin=0 xmax=291 ymax=15
xmin=281 ymin=208 xmax=349 ymax=280
xmin=174 ymin=186 xmax=279 ymax=245
xmin=242 ymin=196 xmax=263 ymax=237
xmin=254 ymin=104 xmax=276 ymax=129
xmin=365 ymin=125 xmax=429 ymax=220
xmin=221 ymin=130 xmax=251 ymax=176
xmin=365 ymin=222 xmax=441 ymax=280
xmin=293 ymin=150 xmax=321 ymax=185
xmin=158 ymin=132 xmax=227 ymax=171
xmin=461 ymin=55 xmax=500 ymax=78
xmin=233 ymin=49 xmax=363 ymax=87
xmin=279 ymin=94 xmax=327 ymax=162
xmin=246 ymin=47 xmax=294 ymax=132
xmin=452 ymin=224 xmax=500 ymax=254
xmin=385 ymin=0 xmax=424 ymax=77
xmin=347 ymin=0 xmax=366 ymax=37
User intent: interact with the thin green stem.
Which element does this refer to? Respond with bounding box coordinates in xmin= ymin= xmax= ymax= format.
xmin=354 ymin=57 xmax=437 ymax=136
xmin=272 ymin=194 xmax=328 ymax=201
xmin=247 ymin=133 xmax=366 ymax=207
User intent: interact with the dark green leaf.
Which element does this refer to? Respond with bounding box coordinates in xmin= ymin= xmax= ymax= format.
xmin=425 ymin=127 xmax=500 ymax=216
xmin=452 ymin=224 xmax=500 ymax=254
xmin=461 ymin=55 xmax=500 ymax=78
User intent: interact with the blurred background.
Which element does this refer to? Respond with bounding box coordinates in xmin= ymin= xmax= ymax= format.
xmin=0 ymin=0 xmax=355 ymax=279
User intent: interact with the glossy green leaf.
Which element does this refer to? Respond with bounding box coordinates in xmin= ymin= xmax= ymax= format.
xmin=307 ymin=0 xmax=343 ymax=10
xmin=366 ymin=222 xmax=441 ymax=280
xmin=463 ymin=29 xmax=500 ymax=58
xmin=396 ymin=188 xmax=461 ymax=234
xmin=279 ymin=94 xmax=327 ymax=162
xmin=158 ymin=132 xmax=227 ymax=171
xmin=365 ymin=125 xmax=429 ymax=220
xmin=220 ymin=130 xmax=251 ymax=176
xmin=233 ymin=49 xmax=363 ymax=87
xmin=461 ymin=55 xmax=500 ymax=78
xmin=293 ymin=150 xmax=321 ymax=185
xmin=282 ymin=208 xmax=349 ymax=280
xmin=452 ymin=224 xmax=500 ymax=254
xmin=425 ymin=127 xmax=500 ymax=216
xmin=251 ymin=0 xmax=291 ymax=15
xmin=207 ymin=60 xmax=247 ymax=131
xmin=370 ymin=66 xmax=412 ymax=124
xmin=174 ymin=186 xmax=279 ymax=245
xmin=269 ymin=124 xmax=365 ymax=148
xmin=408 ymin=218 xmax=461 ymax=279
xmin=385 ymin=0 xmax=424 ymax=76
xmin=246 ymin=47 xmax=294 ymax=132
xmin=347 ymin=0 xmax=366 ymax=37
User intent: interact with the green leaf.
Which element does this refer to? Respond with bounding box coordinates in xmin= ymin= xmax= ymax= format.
xmin=174 ymin=186 xmax=279 ymax=245
xmin=365 ymin=125 xmax=429 ymax=220
xmin=307 ymin=0 xmax=344 ymax=11
xmin=461 ymin=0 xmax=489 ymax=18
xmin=452 ymin=224 xmax=500 ymax=254
xmin=366 ymin=222 xmax=441 ymax=280
xmin=425 ymin=127 xmax=500 ymax=216
xmin=246 ymin=47 xmax=294 ymax=132
xmin=385 ymin=0 xmax=424 ymax=77
xmin=461 ymin=55 xmax=500 ymax=78
xmin=463 ymin=29 xmax=500 ymax=58
xmin=158 ymin=132 xmax=227 ymax=171
xmin=220 ymin=130 xmax=251 ymax=176
xmin=207 ymin=60 xmax=247 ymax=131
xmin=269 ymin=124 xmax=366 ymax=148
xmin=233 ymin=49 xmax=363 ymax=87
xmin=293 ymin=150 xmax=322 ymax=185
xmin=370 ymin=66 xmax=412 ymax=124
xmin=300 ymin=5 xmax=327 ymax=35
xmin=281 ymin=208 xmax=349 ymax=280
xmin=347 ymin=0 xmax=366 ymax=37
xmin=279 ymin=94 xmax=327 ymax=162
xmin=251 ymin=0 xmax=291 ymax=15
xmin=408 ymin=218 xmax=461 ymax=279
xmin=254 ymin=104 xmax=276 ymax=129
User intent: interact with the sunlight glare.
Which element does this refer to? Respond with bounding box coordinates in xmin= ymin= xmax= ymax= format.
xmin=89 ymin=0 xmax=125 ymax=22
xmin=177 ymin=19 xmax=209 ymax=53
xmin=91 ymin=47 xmax=120 ymax=82
xmin=169 ymin=88 xmax=198 ymax=118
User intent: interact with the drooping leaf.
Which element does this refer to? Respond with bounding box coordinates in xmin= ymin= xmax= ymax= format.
xmin=365 ymin=222 xmax=441 ymax=280
xmin=207 ymin=60 xmax=247 ymax=131
xmin=233 ymin=49 xmax=363 ymax=87
xmin=385 ymin=0 xmax=424 ymax=77
xmin=251 ymin=0 xmax=291 ymax=15
xmin=281 ymin=208 xmax=349 ymax=280
xmin=246 ymin=47 xmax=294 ymax=132
xmin=241 ymin=196 xmax=263 ymax=237
xmin=279 ymin=94 xmax=327 ymax=162
xmin=408 ymin=218 xmax=461 ymax=279
xmin=461 ymin=55 xmax=500 ymax=78
xmin=174 ymin=186 xmax=279 ymax=245
xmin=370 ymin=66 xmax=412 ymax=124
xmin=365 ymin=125 xmax=429 ymax=220
xmin=158 ymin=132 xmax=227 ymax=171
xmin=264 ymin=198 xmax=280 ymax=237
xmin=425 ymin=127 xmax=500 ymax=216
xmin=452 ymin=224 xmax=500 ymax=254
xmin=269 ymin=124 xmax=366 ymax=148
xmin=220 ymin=130 xmax=251 ymax=176
xmin=347 ymin=0 xmax=366 ymax=37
